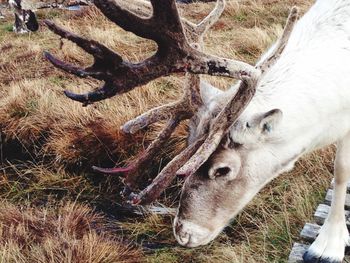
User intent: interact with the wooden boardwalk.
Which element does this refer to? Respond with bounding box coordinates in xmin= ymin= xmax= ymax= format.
xmin=288 ymin=180 xmax=350 ymax=262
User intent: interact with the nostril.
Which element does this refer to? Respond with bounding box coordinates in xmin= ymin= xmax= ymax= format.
xmin=175 ymin=221 xmax=183 ymax=234
xmin=174 ymin=220 xmax=191 ymax=246
xmin=178 ymin=231 xmax=190 ymax=245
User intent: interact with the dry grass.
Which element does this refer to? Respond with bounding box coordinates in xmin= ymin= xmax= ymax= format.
xmin=0 ymin=201 xmax=143 ymax=263
xmin=0 ymin=0 xmax=333 ymax=262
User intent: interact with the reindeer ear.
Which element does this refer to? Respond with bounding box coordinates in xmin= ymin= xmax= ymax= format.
xmin=200 ymin=81 xmax=223 ymax=105
xmin=258 ymin=109 xmax=283 ymax=134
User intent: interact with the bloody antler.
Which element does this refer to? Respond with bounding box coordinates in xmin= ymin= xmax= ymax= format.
xmin=45 ymin=0 xmax=299 ymax=204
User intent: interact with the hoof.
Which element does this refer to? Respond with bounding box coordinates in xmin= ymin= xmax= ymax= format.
xmin=303 ymin=251 xmax=342 ymax=263
xmin=303 ymin=251 xmax=319 ymax=263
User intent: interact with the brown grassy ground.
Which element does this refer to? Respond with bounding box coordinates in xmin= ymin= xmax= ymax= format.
xmin=0 ymin=201 xmax=143 ymax=263
xmin=0 ymin=0 xmax=336 ymax=262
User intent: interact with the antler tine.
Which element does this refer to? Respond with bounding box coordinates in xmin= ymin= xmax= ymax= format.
xmin=44 ymin=51 xmax=97 ymax=79
xmin=129 ymin=136 xmax=206 ymax=205
xmin=93 ymin=117 xmax=180 ymax=180
xmin=258 ymin=7 xmax=299 ymax=74
xmin=93 ymin=0 xmax=153 ymax=41
xmin=122 ymin=69 xmax=202 ymax=134
xmin=114 ymin=0 xmax=152 ymax=18
xmin=149 ymin=0 xmax=182 ymax=27
xmin=195 ymin=0 xmax=226 ymax=36
xmin=63 ymin=82 xmax=116 ymax=106
xmin=96 ymin=0 xmax=186 ymax=47
xmin=44 ymin=21 xmax=123 ymax=85
xmin=45 ymin=20 xmax=123 ymax=64
xmin=122 ymin=103 xmax=184 ymax=135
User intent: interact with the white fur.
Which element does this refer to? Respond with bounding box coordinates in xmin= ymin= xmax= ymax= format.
xmin=204 ymin=0 xmax=350 ymax=188
xmin=190 ymin=0 xmax=350 ymax=259
xmin=233 ymin=1 xmax=350 ymax=260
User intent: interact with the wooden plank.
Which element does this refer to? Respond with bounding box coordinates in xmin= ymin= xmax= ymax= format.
xmin=288 ymin=243 xmax=309 ymax=263
xmin=331 ymin=179 xmax=350 ymax=193
xmin=314 ymin=204 xmax=350 ymax=227
xmin=325 ymin=189 xmax=350 ymax=210
xmin=314 ymin=204 xmax=329 ymax=225
xmin=300 ymin=223 xmax=320 ymax=242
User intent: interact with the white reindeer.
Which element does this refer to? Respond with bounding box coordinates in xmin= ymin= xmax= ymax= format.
xmin=43 ymin=0 xmax=350 ymax=262
xmin=174 ymin=1 xmax=350 ymax=262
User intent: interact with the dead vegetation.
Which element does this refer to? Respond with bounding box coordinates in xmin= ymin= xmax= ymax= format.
xmin=0 ymin=201 xmax=143 ymax=263
xmin=0 ymin=0 xmax=334 ymax=262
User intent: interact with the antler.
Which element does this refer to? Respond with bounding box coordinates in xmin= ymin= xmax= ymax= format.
xmin=257 ymin=7 xmax=299 ymax=74
xmin=93 ymin=0 xmax=225 ymax=193
xmin=45 ymin=0 xmax=257 ymax=106
xmin=45 ymin=0 xmax=299 ymax=204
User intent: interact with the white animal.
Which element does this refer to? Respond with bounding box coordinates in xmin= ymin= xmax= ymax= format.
xmin=173 ymin=1 xmax=350 ymax=262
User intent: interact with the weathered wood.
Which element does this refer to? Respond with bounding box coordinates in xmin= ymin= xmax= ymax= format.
xmin=314 ymin=203 xmax=350 ymax=227
xmin=325 ymin=189 xmax=350 ymax=210
xmin=300 ymin=223 xmax=320 ymax=242
xmin=289 ymin=182 xmax=350 ymax=262
xmin=331 ymin=178 xmax=350 ymax=193
xmin=288 ymin=243 xmax=309 ymax=263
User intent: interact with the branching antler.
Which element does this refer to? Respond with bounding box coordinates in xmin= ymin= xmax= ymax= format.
xmin=45 ymin=0 xmax=257 ymax=106
xmin=45 ymin=0 xmax=299 ymax=205
xmin=93 ymin=0 xmax=225 ymax=193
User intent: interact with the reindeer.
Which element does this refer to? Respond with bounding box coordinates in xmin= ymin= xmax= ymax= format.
xmin=8 ymin=0 xmax=91 ymax=33
xmin=8 ymin=0 xmax=39 ymax=33
xmin=43 ymin=0 xmax=350 ymax=262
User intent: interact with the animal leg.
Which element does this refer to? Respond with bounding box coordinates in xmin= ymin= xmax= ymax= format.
xmin=303 ymin=133 xmax=350 ymax=263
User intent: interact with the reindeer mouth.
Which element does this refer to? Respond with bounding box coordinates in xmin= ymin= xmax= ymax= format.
xmin=173 ymin=217 xmax=222 ymax=247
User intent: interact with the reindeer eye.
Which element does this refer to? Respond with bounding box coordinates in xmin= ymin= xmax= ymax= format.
xmin=215 ymin=167 xmax=231 ymax=177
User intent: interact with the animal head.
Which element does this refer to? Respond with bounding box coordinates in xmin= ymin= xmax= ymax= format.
xmin=173 ymin=83 xmax=285 ymax=247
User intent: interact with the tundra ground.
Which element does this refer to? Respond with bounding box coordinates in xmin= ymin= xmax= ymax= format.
xmin=0 ymin=0 xmax=334 ymax=262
